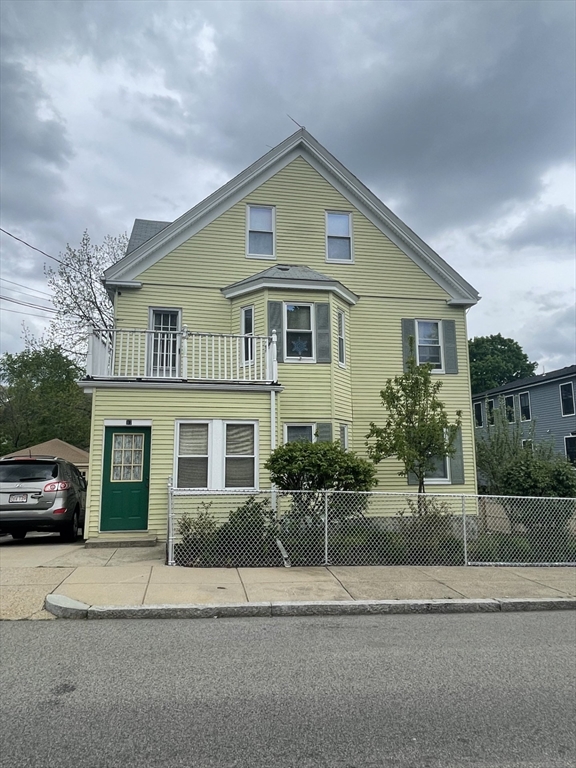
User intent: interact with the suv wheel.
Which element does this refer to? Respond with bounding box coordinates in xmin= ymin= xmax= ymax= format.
xmin=61 ymin=511 xmax=79 ymax=542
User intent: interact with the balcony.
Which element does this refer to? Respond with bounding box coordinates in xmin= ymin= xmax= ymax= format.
xmin=86 ymin=328 xmax=278 ymax=384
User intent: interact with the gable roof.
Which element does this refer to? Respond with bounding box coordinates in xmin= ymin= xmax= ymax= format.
xmin=106 ymin=129 xmax=479 ymax=307
xmin=127 ymin=219 xmax=171 ymax=255
xmin=472 ymin=365 xmax=576 ymax=399
xmin=221 ymin=264 xmax=359 ymax=304
xmin=2 ymin=439 xmax=89 ymax=465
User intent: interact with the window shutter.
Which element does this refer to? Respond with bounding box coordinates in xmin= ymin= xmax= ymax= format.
xmin=268 ymin=301 xmax=283 ymax=361
xmin=315 ymin=303 xmax=331 ymax=363
xmin=450 ymin=427 xmax=465 ymax=485
xmin=401 ymin=319 xmax=416 ymax=371
xmin=316 ymin=423 xmax=333 ymax=442
xmin=442 ymin=320 xmax=458 ymax=374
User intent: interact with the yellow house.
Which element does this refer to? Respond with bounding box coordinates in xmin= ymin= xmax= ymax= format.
xmin=80 ymin=129 xmax=480 ymax=542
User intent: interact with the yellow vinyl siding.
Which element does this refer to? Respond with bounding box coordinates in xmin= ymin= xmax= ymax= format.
xmin=86 ymin=388 xmax=272 ymax=538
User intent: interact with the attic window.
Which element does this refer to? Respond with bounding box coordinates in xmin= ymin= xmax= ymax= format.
xmin=247 ymin=205 xmax=275 ymax=258
xmin=326 ymin=212 xmax=352 ymax=262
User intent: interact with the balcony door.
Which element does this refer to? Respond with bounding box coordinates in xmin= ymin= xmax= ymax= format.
xmin=149 ymin=309 xmax=180 ymax=377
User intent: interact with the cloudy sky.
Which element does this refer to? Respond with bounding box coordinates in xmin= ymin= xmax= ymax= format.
xmin=1 ymin=0 xmax=575 ymax=370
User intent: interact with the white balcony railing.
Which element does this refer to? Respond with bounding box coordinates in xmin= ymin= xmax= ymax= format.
xmin=86 ymin=328 xmax=278 ymax=383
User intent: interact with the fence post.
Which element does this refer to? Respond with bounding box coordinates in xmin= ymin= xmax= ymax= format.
xmin=462 ymin=495 xmax=468 ymax=566
xmin=324 ymin=490 xmax=329 ymax=565
xmin=167 ymin=476 xmax=175 ymax=566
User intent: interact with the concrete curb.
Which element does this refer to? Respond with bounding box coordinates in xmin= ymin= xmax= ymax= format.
xmin=44 ymin=594 xmax=576 ymax=620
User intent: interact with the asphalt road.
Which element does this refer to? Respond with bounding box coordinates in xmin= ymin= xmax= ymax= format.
xmin=1 ymin=613 xmax=575 ymax=768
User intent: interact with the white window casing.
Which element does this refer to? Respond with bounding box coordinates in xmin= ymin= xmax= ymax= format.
xmin=337 ymin=310 xmax=346 ymax=366
xmin=175 ymin=420 xmax=258 ymax=490
xmin=415 ymin=319 xmax=444 ymax=372
xmin=241 ymin=305 xmax=254 ymax=364
xmin=284 ymin=303 xmax=315 ymax=362
xmin=519 ymin=392 xmax=531 ymax=421
xmin=285 ymin=423 xmax=316 ymax=443
xmin=326 ymin=211 xmax=353 ymax=262
xmin=246 ymin=205 xmax=275 ymax=259
xmin=560 ymin=382 xmax=575 ymax=416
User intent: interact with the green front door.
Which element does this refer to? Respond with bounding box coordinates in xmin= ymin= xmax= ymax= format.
xmin=101 ymin=427 xmax=151 ymax=531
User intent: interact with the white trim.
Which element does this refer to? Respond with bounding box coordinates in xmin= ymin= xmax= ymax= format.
xmin=284 ymin=302 xmax=316 ymax=363
xmin=246 ymin=204 xmax=275 ymax=259
xmin=221 ymin=277 xmax=358 ymax=305
xmin=241 ymin=305 xmax=255 ymax=364
xmin=425 ymin=454 xmax=451 ymax=484
xmin=415 ymin=319 xmax=444 ymax=373
xmin=473 ymin=402 xmax=483 ymax=428
xmin=339 ymin=423 xmax=349 ymax=449
xmin=103 ymin=419 xmax=153 ymax=426
xmin=559 ymin=381 xmax=575 ymax=417
xmin=174 ymin=419 xmax=258 ymax=491
xmin=104 ymin=130 xmax=479 ymax=306
xmin=519 ymin=391 xmax=531 ymax=421
xmin=564 ymin=434 xmax=576 ymax=463
xmin=284 ymin=423 xmax=316 ymax=443
xmin=325 ymin=210 xmax=353 ymax=264
xmin=337 ymin=309 xmax=346 ymax=367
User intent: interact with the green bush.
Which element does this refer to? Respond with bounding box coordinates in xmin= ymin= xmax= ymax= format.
xmin=216 ymin=496 xmax=280 ymax=567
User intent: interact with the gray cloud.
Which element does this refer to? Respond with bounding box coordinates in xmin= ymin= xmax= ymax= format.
xmin=505 ymin=206 xmax=576 ymax=251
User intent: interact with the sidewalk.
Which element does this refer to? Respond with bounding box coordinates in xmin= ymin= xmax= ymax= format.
xmin=1 ymin=536 xmax=575 ymax=620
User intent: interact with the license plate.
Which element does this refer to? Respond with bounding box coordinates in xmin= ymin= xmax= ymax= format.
xmin=9 ymin=494 xmax=27 ymax=503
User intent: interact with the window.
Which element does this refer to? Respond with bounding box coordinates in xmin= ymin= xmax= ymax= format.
xmin=416 ymin=320 xmax=443 ymax=370
xmin=474 ymin=402 xmax=483 ymax=428
xmin=339 ymin=424 xmax=349 ymax=450
xmin=337 ymin=310 xmax=345 ymax=366
xmin=425 ymin=454 xmax=450 ymax=483
xmin=242 ymin=306 xmax=254 ymax=364
xmin=286 ymin=424 xmax=315 ymax=443
xmin=565 ymin=436 xmax=576 ymax=465
xmin=326 ymin=212 xmax=352 ymax=261
xmin=176 ymin=421 xmax=257 ymax=490
xmin=560 ymin=382 xmax=575 ymax=416
xmin=225 ymin=424 xmax=255 ymax=488
xmin=504 ymin=395 xmax=515 ymax=423
xmin=177 ymin=423 xmax=209 ymax=488
xmin=522 ymin=439 xmax=533 ymax=452
xmin=487 ymin=399 xmax=495 ymax=426
xmin=285 ymin=304 xmax=314 ymax=360
xmin=519 ymin=392 xmax=531 ymax=421
xmin=150 ymin=309 xmax=180 ymax=377
xmin=247 ymin=205 xmax=274 ymax=257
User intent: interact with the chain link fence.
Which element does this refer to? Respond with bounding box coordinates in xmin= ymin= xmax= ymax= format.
xmin=166 ymin=483 xmax=576 ymax=568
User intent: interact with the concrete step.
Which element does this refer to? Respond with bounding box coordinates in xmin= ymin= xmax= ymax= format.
xmin=85 ymin=534 xmax=159 ymax=549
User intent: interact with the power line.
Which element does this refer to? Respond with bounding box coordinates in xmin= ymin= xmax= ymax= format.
xmin=0 ymin=295 xmax=57 ymax=313
xmin=0 ymin=307 xmax=54 ymax=320
xmin=0 ymin=227 xmax=63 ymax=265
xmin=0 ymin=277 xmax=53 ymax=298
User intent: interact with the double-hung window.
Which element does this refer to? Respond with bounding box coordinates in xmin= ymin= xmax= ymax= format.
xmin=242 ymin=306 xmax=254 ymax=364
xmin=176 ymin=421 xmax=257 ymax=489
xmin=504 ymin=395 xmax=515 ymax=423
xmin=425 ymin=454 xmax=450 ymax=483
xmin=337 ymin=310 xmax=345 ymax=366
xmin=487 ymin=399 xmax=495 ymax=426
xmin=560 ymin=382 xmax=575 ymax=416
xmin=247 ymin=205 xmax=274 ymax=257
xmin=285 ymin=424 xmax=315 ymax=443
xmin=285 ymin=304 xmax=314 ymax=360
xmin=519 ymin=392 xmax=531 ymax=421
xmin=326 ymin=212 xmax=352 ymax=262
xmin=416 ymin=320 xmax=443 ymax=370
xmin=474 ymin=402 xmax=483 ymax=428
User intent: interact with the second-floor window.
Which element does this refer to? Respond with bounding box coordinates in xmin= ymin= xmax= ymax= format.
xmin=519 ymin=392 xmax=531 ymax=421
xmin=416 ymin=320 xmax=443 ymax=370
xmin=474 ymin=402 xmax=483 ymax=427
xmin=247 ymin=205 xmax=274 ymax=257
xmin=505 ymin=395 xmax=515 ymax=422
xmin=326 ymin=212 xmax=352 ymax=261
xmin=285 ymin=304 xmax=314 ymax=360
xmin=337 ymin=310 xmax=345 ymax=366
xmin=560 ymin=382 xmax=575 ymax=416
xmin=242 ymin=306 xmax=254 ymax=364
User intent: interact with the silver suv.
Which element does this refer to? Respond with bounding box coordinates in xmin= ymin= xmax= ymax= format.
xmin=0 ymin=456 xmax=87 ymax=541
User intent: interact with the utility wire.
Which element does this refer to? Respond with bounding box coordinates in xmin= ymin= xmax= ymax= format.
xmin=0 ymin=227 xmax=63 ymax=265
xmin=0 ymin=277 xmax=53 ymax=298
xmin=0 ymin=307 xmax=55 ymax=319
xmin=0 ymin=295 xmax=58 ymax=313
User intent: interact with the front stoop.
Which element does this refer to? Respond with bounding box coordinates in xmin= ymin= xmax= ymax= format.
xmin=84 ymin=534 xmax=159 ymax=549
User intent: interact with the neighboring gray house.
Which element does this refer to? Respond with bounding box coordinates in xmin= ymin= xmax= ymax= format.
xmin=472 ymin=365 xmax=576 ymax=464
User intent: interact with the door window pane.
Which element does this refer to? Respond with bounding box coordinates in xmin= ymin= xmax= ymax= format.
xmin=110 ymin=433 xmax=145 ymax=483
xmin=151 ymin=310 xmax=179 ymax=376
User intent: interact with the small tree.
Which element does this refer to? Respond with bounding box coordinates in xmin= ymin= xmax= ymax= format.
xmin=469 ymin=334 xmax=537 ymax=394
xmin=265 ymin=440 xmax=377 ymax=520
xmin=366 ymin=350 xmax=461 ymax=494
